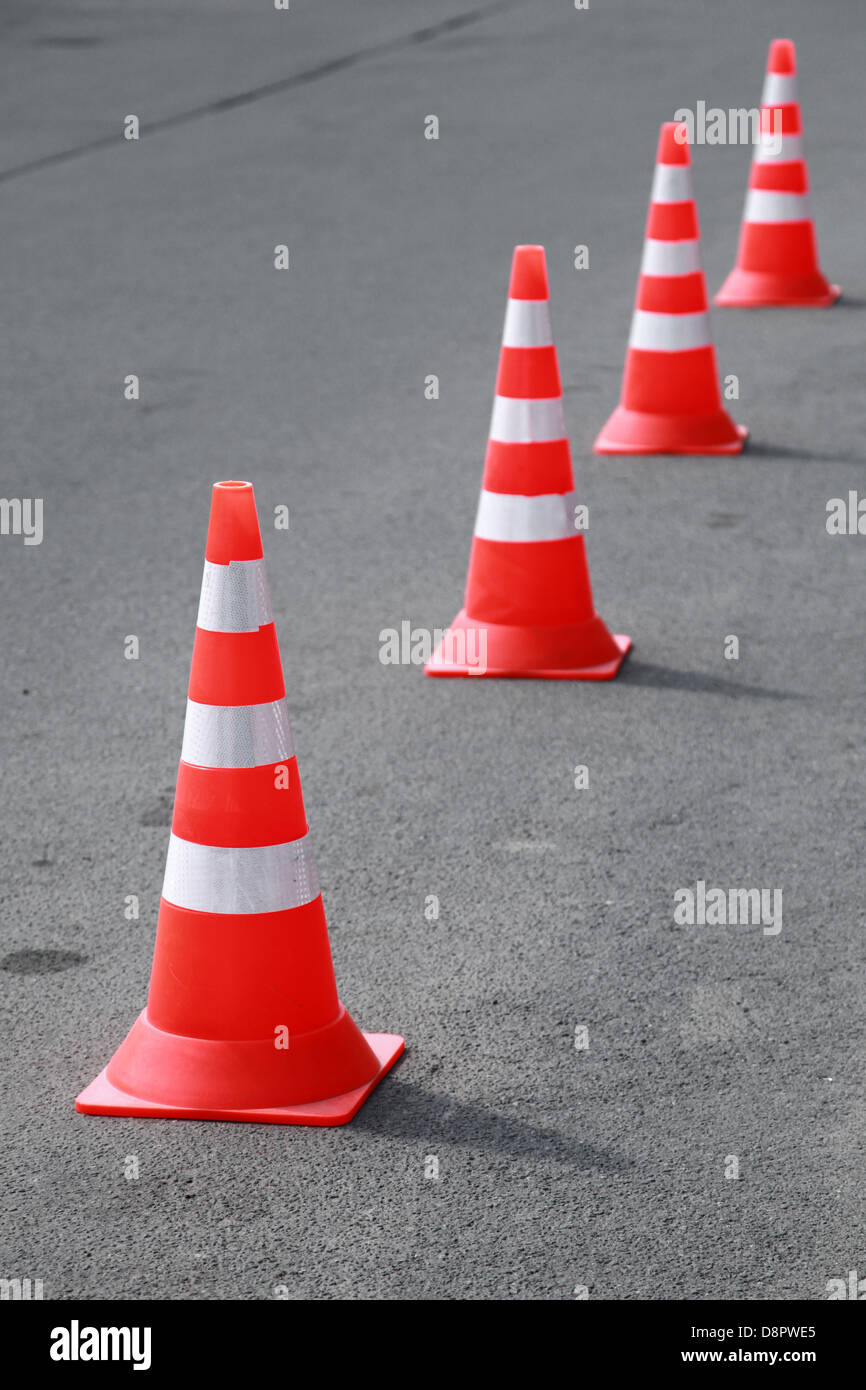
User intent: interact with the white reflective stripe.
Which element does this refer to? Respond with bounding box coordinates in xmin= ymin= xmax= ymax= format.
xmin=650 ymin=164 xmax=693 ymax=204
xmin=162 ymin=833 xmax=319 ymax=914
xmin=753 ymin=132 xmax=803 ymax=162
xmin=502 ymin=298 xmax=553 ymax=348
xmin=629 ymin=310 xmax=712 ymax=352
xmin=474 ymin=489 xmax=579 ymax=542
xmin=196 ymin=559 xmax=273 ymax=633
xmin=761 ymin=73 xmax=798 ymax=105
xmin=640 ymin=238 xmax=702 ymax=276
xmin=743 ymin=189 xmax=810 ymax=222
xmin=489 ymin=395 xmax=566 ymax=443
xmin=181 ymin=699 xmax=294 ymax=768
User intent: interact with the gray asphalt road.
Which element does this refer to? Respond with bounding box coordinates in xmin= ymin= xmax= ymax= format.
xmin=1 ymin=0 xmax=864 ymax=1301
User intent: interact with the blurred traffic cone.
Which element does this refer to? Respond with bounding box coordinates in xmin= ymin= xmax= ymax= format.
xmin=77 ymin=481 xmax=404 ymax=1125
xmin=716 ymin=39 xmax=839 ymax=308
xmin=426 ymin=245 xmax=630 ymax=680
xmin=595 ymin=123 xmax=747 ymax=455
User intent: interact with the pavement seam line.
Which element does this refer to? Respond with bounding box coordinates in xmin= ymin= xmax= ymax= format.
xmin=0 ymin=0 xmax=521 ymax=185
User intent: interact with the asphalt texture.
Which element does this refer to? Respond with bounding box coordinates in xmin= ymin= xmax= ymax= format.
xmin=1 ymin=0 xmax=865 ymax=1301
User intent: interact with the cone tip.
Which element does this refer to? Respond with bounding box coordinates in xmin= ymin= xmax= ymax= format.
xmin=658 ymin=121 xmax=690 ymax=165
xmin=205 ymin=479 xmax=263 ymax=564
xmin=768 ymin=38 xmax=796 ymax=74
xmin=509 ymin=245 xmax=549 ymax=300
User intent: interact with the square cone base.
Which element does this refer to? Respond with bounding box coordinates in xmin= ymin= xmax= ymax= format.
xmin=595 ymin=418 xmax=748 ymax=457
xmin=715 ymin=270 xmax=841 ymax=309
xmin=426 ymin=633 xmax=632 ymax=681
xmin=75 ymin=1032 xmax=404 ymax=1127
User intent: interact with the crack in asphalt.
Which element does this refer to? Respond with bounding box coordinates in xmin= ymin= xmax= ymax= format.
xmin=0 ymin=0 xmax=519 ymax=185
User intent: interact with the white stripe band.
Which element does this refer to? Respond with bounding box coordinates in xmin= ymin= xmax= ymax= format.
xmin=474 ymin=489 xmax=580 ymax=543
xmin=489 ymin=395 xmax=566 ymax=443
xmin=753 ymin=132 xmax=803 ymax=163
xmin=743 ymin=189 xmax=810 ymax=222
xmin=761 ymin=73 xmax=798 ymax=105
xmin=196 ymin=559 xmax=274 ymax=633
xmin=181 ymin=699 xmax=294 ymax=768
xmin=650 ymin=164 xmax=693 ymax=204
xmin=162 ymin=833 xmax=320 ymax=914
xmin=629 ymin=310 xmax=712 ymax=352
xmin=502 ymin=299 xmax=553 ymax=348
xmin=640 ymin=238 xmax=702 ymax=276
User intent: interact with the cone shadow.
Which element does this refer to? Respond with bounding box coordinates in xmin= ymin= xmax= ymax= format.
xmin=621 ymin=660 xmax=801 ymax=702
xmin=745 ymin=442 xmax=866 ymax=464
xmin=353 ymin=1080 xmax=632 ymax=1173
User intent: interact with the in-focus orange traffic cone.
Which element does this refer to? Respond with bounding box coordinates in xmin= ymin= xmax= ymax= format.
xmin=715 ymin=39 xmax=840 ymax=308
xmin=595 ymin=122 xmax=747 ymax=456
xmin=76 ymin=481 xmax=404 ymax=1125
xmin=426 ymin=245 xmax=630 ymax=680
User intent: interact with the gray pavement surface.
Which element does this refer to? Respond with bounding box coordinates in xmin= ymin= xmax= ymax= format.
xmin=1 ymin=0 xmax=865 ymax=1300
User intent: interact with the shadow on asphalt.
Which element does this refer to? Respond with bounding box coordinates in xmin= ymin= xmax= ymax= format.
xmin=745 ymin=442 xmax=866 ymax=463
xmin=621 ymin=660 xmax=801 ymax=701
xmin=355 ymin=1081 xmax=633 ymax=1172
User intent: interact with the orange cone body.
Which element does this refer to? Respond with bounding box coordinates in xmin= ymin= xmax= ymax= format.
xmin=426 ymin=245 xmax=630 ymax=680
xmin=76 ymin=481 xmax=403 ymax=1125
xmin=716 ymin=39 xmax=840 ymax=308
xmin=595 ymin=123 xmax=747 ymax=456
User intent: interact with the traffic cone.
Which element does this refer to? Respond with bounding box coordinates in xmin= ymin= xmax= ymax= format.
xmin=715 ymin=39 xmax=840 ymax=307
xmin=76 ymin=481 xmax=404 ymax=1125
xmin=594 ymin=122 xmax=747 ymax=456
xmin=426 ymin=245 xmax=630 ymax=680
